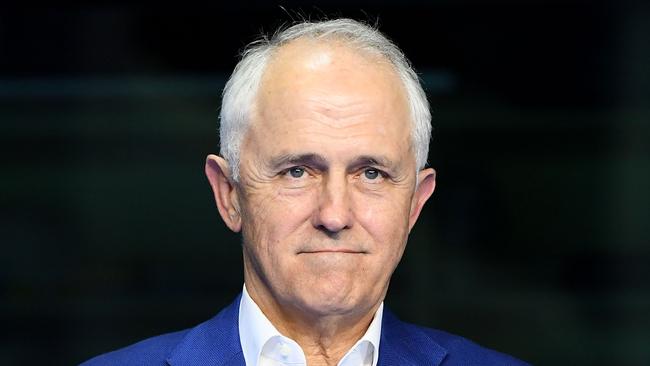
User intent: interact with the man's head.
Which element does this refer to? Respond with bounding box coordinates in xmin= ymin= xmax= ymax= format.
xmin=219 ymin=18 xmax=431 ymax=181
xmin=205 ymin=19 xmax=436 ymax=326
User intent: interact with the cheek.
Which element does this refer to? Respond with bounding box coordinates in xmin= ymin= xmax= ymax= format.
xmin=242 ymin=188 xmax=318 ymax=247
xmin=353 ymin=192 xmax=411 ymax=240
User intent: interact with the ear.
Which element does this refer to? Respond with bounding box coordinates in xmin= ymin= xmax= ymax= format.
xmin=408 ymin=168 xmax=436 ymax=231
xmin=205 ymin=154 xmax=242 ymax=232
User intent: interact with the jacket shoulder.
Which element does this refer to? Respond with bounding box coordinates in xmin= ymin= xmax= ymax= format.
xmin=414 ymin=324 xmax=531 ymax=366
xmin=79 ymin=294 xmax=243 ymax=366
xmin=381 ymin=310 xmax=530 ymax=366
xmin=79 ymin=329 xmax=189 ymax=366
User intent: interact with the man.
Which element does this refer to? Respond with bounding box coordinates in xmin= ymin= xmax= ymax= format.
xmin=82 ymin=18 xmax=529 ymax=366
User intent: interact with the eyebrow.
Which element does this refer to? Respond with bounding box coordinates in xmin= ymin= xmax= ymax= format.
xmin=348 ymin=155 xmax=396 ymax=170
xmin=269 ymin=153 xmax=329 ymax=171
xmin=269 ymin=153 xmax=396 ymax=172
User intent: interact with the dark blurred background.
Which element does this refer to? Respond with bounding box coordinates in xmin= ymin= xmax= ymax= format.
xmin=1 ymin=1 xmax=649 ymax=365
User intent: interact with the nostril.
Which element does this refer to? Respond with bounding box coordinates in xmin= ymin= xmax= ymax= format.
xmin=317 ymin=225 xmax=342 ymax=239
xmin=316 ymin=211 xmax=349 ymax=234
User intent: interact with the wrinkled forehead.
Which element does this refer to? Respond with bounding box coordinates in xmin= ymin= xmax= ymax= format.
xmin=238 ymin=38 xmax=414 ymax=171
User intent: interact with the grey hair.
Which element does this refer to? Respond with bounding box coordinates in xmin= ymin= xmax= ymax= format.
xmin=219 ymin=18 xmax=431 ymax=181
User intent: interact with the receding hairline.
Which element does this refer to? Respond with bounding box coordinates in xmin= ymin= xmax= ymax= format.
xmin=250 ymin=37 xmax=411 ymax=126
xmin=267 ymin=34 xmax=400 ymax=64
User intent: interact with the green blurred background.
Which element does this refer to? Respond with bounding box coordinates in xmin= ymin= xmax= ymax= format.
xmin=1 ymin=1 xmax=648 ymax=365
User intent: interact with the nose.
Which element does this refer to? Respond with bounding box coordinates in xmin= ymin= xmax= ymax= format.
xmin=312 ymin=174 xmax=353 ymax=234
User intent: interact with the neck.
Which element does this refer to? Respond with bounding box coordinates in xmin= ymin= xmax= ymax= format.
xmin=245 ymin=281 xmax=381 ymax=366
xmin=279 ymin=310 xmax=375 ymax=366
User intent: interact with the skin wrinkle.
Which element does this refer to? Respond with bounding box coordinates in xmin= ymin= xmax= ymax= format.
xmin=304 ymin=96 xmax=372 ymax=116
xmin=205 ymin=38 xmax=436 ymax=366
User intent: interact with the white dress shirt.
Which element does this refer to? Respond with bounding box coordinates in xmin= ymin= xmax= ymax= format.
xmin=239 ymin=285 xmax=383 ymax=366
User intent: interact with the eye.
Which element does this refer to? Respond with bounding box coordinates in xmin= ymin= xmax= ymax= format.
xmin=363 ymin=168 xmax=380 ymax=180
xmin=288 ymin=166 xmax=306 ymax=178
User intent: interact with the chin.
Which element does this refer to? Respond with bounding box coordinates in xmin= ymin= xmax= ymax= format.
xmin=292 ymin=285 xmax=370 ymax=317
xmin=299 ymin=297 xmax=357 ymax=317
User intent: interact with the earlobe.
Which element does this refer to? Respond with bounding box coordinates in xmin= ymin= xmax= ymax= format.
xmin=408 ymin=168 xmax=436 ymax=231
xmin=205 ymin=154 xmax=242 ymax=232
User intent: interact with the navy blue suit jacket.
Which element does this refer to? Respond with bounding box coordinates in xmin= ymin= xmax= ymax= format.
xmin=81 ymin=294 xmax=530 ymax=365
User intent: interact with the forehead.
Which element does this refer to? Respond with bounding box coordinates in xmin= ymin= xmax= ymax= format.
xmin=252 ymin=38 xmax=411 ymax=140
xmin=259 ymin=38 xmax=405 ymax=98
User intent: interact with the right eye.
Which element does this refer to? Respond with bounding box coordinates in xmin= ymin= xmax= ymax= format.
xmin=287 ymin=166 xmax=306 ymax=178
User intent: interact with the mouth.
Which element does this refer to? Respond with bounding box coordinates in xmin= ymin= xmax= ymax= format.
xmin=297 ymin=248 xmax=367 ymax=254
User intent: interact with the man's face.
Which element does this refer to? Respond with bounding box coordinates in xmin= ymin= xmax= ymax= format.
xmin=222 ymin=40 xmax=434 ymax=319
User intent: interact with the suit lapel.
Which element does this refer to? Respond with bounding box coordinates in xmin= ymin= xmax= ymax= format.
xmin=166 ymin=294 xmax=245 ymax=366
xmin=378 ymin=309 xmax=448 ymax=366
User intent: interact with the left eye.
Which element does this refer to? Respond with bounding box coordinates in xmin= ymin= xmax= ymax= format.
xmin=364 ymin=168 xmax=380 ymax=180
xmin=288 ymin=167 xmax=305 ymax=178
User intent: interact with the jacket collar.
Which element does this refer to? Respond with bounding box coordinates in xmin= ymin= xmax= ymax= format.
xmin=166 ymin=293 xmax=245 ymax=366
xmin=378 ymin=309 xmax=448 ymax=366
xmin=166 ymin=294 xmax=448 ymax=366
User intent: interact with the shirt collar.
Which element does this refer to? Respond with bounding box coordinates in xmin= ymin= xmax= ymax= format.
xmin=340 ymin=301 xmax=383 ymax=366
xmin=238 ymin=285 xmax=383 ymax=366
